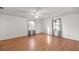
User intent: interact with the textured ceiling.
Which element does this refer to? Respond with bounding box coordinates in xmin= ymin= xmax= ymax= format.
xmin=0 ymin=7 xmax=79 ymax=19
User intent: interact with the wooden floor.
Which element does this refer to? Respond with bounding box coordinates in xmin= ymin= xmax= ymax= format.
xmin=0 ymin=34 xmax=79 ymax=51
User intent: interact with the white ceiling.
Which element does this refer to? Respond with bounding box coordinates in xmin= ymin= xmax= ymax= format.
xmin=0 ymin=7 xmax=79 ymax=19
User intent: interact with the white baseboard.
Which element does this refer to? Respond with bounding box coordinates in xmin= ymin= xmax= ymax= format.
xmin=0 ymin=34 xmax=27 ymax=41
xmin=62 ymin=34 xmax=79 ymax=41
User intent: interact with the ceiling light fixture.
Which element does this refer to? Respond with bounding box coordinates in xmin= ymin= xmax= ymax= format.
xmin=34 ymin=12 xmax=39 ymax=18
xmin=35 ymin=15 xmax=39 ymax=18
xmin=36 ymin=12 xmax=39 ymax=15
xmin=33 ymin=7 xmax=41 ymax=18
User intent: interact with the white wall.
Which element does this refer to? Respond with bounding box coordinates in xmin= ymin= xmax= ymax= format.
xmin=61 ymin=13 xmax=79 ymax=41
xmin=0 ymin=14 xmax=42 ymax=40
xmin=42 ymin=13 xmax=79 ymax=41
xmin=0 ymin=14 xmax=28 ymax=40
xmin=42 ymin=18 xmax=52 ymax=35
xmin=35 ymin=19 xmax=43 ymax=34
xmin=1 ymin=13 xmax=79 ymax=41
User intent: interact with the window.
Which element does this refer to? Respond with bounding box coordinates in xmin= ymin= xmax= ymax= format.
xmin=28 ymin=20 xmax=36 ymax=36
xmin=29 ymin=20 xmax=35 ymax=30
xmin=52 ymin=18 xmax=62 ymax=36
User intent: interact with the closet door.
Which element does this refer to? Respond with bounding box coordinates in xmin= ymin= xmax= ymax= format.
xmin=28 ymin=20 xmax=36 ymax=36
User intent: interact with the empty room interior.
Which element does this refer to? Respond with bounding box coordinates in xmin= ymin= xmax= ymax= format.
xmin=0 ymin=7 xmax=79 ymax=51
